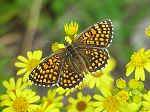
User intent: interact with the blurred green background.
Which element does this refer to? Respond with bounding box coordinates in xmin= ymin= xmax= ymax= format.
xmin=0 ymin=0 xmax=150 ymax=97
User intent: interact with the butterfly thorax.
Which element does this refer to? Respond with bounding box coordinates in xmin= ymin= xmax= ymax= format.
xmin=64 ymin=42 xmax=77 ymax=56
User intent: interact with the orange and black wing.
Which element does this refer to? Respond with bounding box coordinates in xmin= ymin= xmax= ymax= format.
xmin=78 ymin=48 xmax=109 ymax=73
xmin=28 ymin=49 xmax=64 ymax=87
xmin=73 ymin=19 xmax=113 ymax=48
xmin=58 ymin=57 xmax=84 ymax=89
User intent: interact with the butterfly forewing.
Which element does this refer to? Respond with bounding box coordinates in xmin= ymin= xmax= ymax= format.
xmin=73 ymin=19 xmax=113 ymax=48
xmin=29 ymin=49 xmax=64 ymax=87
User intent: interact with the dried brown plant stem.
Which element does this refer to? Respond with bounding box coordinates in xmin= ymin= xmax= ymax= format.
xmin=21 ymin=0 xmax=43 ymax=54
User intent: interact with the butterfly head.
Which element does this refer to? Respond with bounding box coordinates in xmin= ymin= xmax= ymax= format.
xmin=64 ymin=41 xmax=70 ymax=47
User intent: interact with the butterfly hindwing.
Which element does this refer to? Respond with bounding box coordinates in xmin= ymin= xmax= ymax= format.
xmin=58 ymin=57 xmax=84 ymax=89
xmin=78 ymin=48 xmax=110 ymax=73
xmin=73 ymin=19 xmax=113 ymax=48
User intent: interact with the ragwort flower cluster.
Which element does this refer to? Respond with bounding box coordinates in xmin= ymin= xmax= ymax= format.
xmin=1 ymin=21 xmax=150 ymax=112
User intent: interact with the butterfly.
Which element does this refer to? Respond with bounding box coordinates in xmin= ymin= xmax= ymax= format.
xmin=29 ymin=19 xmax=113 ymax=89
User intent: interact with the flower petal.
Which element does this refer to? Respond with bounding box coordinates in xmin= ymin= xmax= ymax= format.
xmin=41 ymin=101 xmax=48 ymax=110
xmin=89 ymin=80 xmax=95 ymax=88
xmin=0 ymin=94 xmax=9 ymax=100
xmin=16 ymin=89 xmax=21 ymax=97
xmin=16 ymin=68 xmax=27 ymax=75
xmin=93 ymin=95 xmax=104 ymax=101
xmin=93 ymin=102 xmax=103 ymax=107
xmin=1 ymin=100 xmax=13 ymax=107
xmin=29 ymin=104 xmax=40 ymax=110
xmin=96 ymin=79 xmax=101 ymax=88
xmin=15 ymin=62 xmax=27 ymax=68
xmin=28 ymin=96 xmax=40 ymax=103
xmin=2 ymin=80 xmax=11 ymax=90
xmin=27 ymin=51 xmax=33 ymax=60
xmin=9 ymin=77 xmax=15 ymax=90
xmin=50 ymin=108 xmax=60 ymax=112
xmin=77 ymin=92 xmax=83 ymax=99
xmin=26 ymin=91 xmax=36 ymax=99
xmin=139 ymin=67 xmax=145 ymax=81
xmin=17 ymin=56 xmax=28 ymax=63
xmin=86 ymin=95 xmax=92 ymax=102
xmin=135 ymin=67 xmax=140 ymax=80
xmin=126 ymin=64 xmax=135 ymax=76
xmin=45 ymin=103 xmax=55 ymax=111
xmin=54 ymin=96 xmax=63 ymax=102
xmin=23 ymin=71 xmax=30 ymax=82
xmin=100 ymin=87 xmax=111 ymax=97
xmin=68 ymin=97 xmax=75 ymax=103
xmin=33 ymin=50 xmax=42 ymax=60
xmin=22 ymin=89 xmax=31 ymax=97
xmin=2 ymin=107 xmax=12 ymax=112
xmin=94 ymin=107 xmax=104 ymax=112
xmin=9 ymin=92 xmax=16 ymax=100
xmin=145 ymin=62 xmax=150 ymax=72
xmin=16 ymin=78 xmax=22 ymax=89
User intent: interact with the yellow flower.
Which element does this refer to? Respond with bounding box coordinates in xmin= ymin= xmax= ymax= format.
xmin=116 ymin=90 xmax=129 ymax=101
xmin=51 ymin=36 xmax=73 ymax=52
xmin=15 ymin=50 xmax=43 ymax=82
xmin=51 ymin=42 xmax=65 ymax=52
xmin=64 ymin=21 xmax=78 ymax=36
xmin=85 ymin=71 xmax=113 ymax=95
xmin=132 ymin=95 xmax=141 ymax=104
xmin=67 ymin=92 xmax=94 ymax=112
xmin=145 ymin=25 xmax=150 ymax=37
xmin=138 ymin=82 xmax=145 ymax=91
xmin=93 ymin=93 xmax=122 ymax=112
xmin=126 ymin=48 xmax=150 ymax=81
xmin=142 ymin=91 xmax=150 ymax=108
xmin=1 ymin=89 xmax=40 ymax=112
xmin=65 ymin=36 xmax=72 ymax=44
xmin=116 ymin=78 xmax=126 ymax=89
xmin=2 ymin=77 xmax=30 ymax=93
xmin=33 ymin=102 xmax=60 ymax=112
xmin=128 ymin=79 xmax=139 ymax=89
xmin=42 ymin=89 xmax=63 ymax=109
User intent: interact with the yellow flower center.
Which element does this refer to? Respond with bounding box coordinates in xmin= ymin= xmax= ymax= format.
xmin=47 ymin=99 xmax=53 ymax=105
xmin=76 ymin=101 xmax=87 ymax=111
xmin=117 ymin=90 xmax=129 ymax=101
xmin=103 ymin=96 xmax=120 ymax=112
xmin=27 ymin=59 xmax=40 ymax=72
xmin=128 ymin=79 xmax=139 ymax=89
xmin=116 ymin=78 xmax=126 ymax=89
xmin=12 ymin=96 xmax=29 ymax=112
xmin=92 ymin=71 xmax=103 ymax=77
xmin=131 ymin=50 xmax=149 ymax=67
